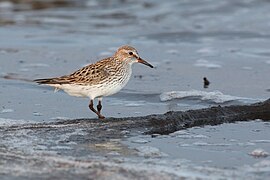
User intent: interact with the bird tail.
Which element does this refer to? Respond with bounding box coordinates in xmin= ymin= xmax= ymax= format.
xmin=34 ymin=78 xmax=60 ymax=84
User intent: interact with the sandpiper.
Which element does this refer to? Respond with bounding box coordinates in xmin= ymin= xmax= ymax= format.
xmin=34 ymin=45 xmax=153 ymax=119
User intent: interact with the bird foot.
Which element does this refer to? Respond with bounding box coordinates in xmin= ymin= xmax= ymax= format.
xmin=98 ymin=115 xmax=105 ymax=119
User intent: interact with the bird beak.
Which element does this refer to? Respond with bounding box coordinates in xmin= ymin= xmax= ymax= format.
xmin=137 ymin=57 xmax=154 ymax=68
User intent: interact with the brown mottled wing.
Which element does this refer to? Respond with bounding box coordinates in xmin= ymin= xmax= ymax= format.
xmin=34 ymin=57 xmax=112 ymax=85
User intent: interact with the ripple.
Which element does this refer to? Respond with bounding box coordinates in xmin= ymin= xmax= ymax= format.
xmin=194 ymin=59 xmax=222 ymax=69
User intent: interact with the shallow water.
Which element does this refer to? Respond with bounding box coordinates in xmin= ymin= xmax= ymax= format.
xmin=0 ymin=0 xmax=270 ymax=179
xmin=125 ymin=120 xmax=270 ymax=168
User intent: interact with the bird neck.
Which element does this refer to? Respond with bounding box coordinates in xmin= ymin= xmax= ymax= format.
xmin=114 ymin=57 xmax=133 ymax=68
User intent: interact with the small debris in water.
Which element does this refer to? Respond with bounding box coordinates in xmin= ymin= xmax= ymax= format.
xmin=203 ymin=77 xmax=210 ymax=88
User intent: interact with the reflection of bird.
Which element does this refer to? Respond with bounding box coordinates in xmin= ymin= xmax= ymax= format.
xmin=203 ymin=77 xmax=210 ymax=88
xmin=34 ymin=45 xmax=153 ymax=119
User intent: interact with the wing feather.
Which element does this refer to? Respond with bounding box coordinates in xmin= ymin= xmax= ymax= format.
xmin=34 ymin=57 xmax=113 ymax=86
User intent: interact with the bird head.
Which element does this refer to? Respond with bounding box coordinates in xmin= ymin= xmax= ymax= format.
xmin=114 ymin=45 xmax=153 ymax=68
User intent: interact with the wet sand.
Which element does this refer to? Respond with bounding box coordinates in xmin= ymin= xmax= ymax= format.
xmin=0 ymin=100 xmax=269 ymax=179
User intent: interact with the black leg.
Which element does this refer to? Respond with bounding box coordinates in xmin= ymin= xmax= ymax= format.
xmin=88 ymin=100 xmax=105 ymax=119
xmin=97 ymin=100 xmax=102 ymax=114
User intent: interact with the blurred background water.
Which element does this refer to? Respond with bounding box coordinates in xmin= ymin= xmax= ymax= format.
xmin=0 ymin=0 xmax=270 ymax=179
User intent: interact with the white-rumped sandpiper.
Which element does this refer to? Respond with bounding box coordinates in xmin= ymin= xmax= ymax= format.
xmin=34 ymin=45 xmax=153 ymax=119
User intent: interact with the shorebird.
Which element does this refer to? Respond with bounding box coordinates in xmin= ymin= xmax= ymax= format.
xmin=34 ymin=45 xmax=153 ymax=119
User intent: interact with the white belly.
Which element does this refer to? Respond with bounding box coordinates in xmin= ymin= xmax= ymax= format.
xmin=48 ymin=68 xmax=132 ymax=100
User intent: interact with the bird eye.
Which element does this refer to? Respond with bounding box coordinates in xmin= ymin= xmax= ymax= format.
xmin=129 ymin=52 xmax=133 ymax=55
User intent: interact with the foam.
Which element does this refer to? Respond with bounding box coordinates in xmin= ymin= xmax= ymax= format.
xmin=160 ymin=90 xmax=258 ymax=103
